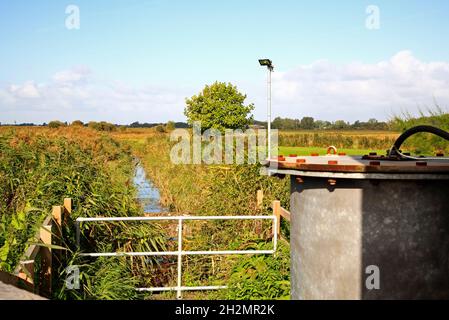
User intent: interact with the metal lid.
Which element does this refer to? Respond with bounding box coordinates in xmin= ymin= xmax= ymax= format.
xmin=269 ymin=154 xmax=449 ymax=174
xmin=267 ymin=125 xmax=449 ymax=179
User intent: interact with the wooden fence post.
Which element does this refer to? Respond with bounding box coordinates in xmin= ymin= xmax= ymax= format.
xmin=63 ymin=198 xmax=72 ymax=218
xmin=53 ymin=206 xmax=63 ymax=229
xmin=39 ymin=222 xmax=52 ymax=297
xmin=17 ymin=261 xmax=34 ymax=285
xmin=256 ymin=190 xmax=264 ymax=209
xmin=13 ymin=199 xmax=70 ymax=298
xmin=47 ymin=205 xmax=63 ymax=298
xmin=272 ymin=200 xmax=281 ymax=236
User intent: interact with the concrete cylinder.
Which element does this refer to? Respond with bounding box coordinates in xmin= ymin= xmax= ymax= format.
xmin=290 ymin=175 xmax=449 ymax=299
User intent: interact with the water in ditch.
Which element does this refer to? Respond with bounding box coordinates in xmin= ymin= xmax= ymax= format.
xmin=133 ymin=161 xmax=167 ymax=214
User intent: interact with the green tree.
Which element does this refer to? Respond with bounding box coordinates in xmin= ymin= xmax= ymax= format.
xmin=271 ymin=117 xmax=283 ymax=129
xmin=184 ymin=82 xmax=254 ymax=132
xmin=314 ymin=120 xmax=330 ymax=130
xmin=300 ymin=117 xmax=315 ymax=130
xmin=333 ymin=120 xmax=349 ymax=129
xmin=272 ymin=117 xmax=299 ymax=130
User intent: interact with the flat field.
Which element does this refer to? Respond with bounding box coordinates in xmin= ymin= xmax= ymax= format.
xmin=114 ymin=128 xmax=396 ymax=157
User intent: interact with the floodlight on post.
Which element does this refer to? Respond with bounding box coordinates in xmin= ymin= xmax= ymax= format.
xmin=259 ymin=59 xmax=274 ymax=159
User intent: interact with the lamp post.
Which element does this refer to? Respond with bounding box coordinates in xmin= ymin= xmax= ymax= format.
xmin=259 ymin=59 xmax=274 ymax=160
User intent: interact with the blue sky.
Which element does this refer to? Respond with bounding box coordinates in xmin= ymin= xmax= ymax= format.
xmin=1 ymin=0 xmax=449 ymax=124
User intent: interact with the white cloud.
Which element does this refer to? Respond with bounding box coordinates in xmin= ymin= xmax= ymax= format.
xmin=8 ymin=81 xmax=41 ymax=98
xmin=1 ymin=51 xmax=448 ymax=124
xmin=0 ymin=67 xmax=189 ymax=124
xmin=52 ymin=66 xmax=92 ymax=85
xmin=270 ymin=51 xmax=449 ymax=121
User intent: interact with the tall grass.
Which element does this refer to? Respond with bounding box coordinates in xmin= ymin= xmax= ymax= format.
xmin=0 ymin=127 xmax=166 ymax=299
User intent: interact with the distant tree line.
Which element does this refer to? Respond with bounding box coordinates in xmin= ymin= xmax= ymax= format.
xmin=0 ymin=122 xmax=38 ymax=127
xmin=1 ymin=117 xmax=389 ymax=131
xmin=128 ymin=121 xmax=189 ymax=129
xmin=253 ymin=117 xmax=390 ymax=130
xmin=0 ymin=120 xmax=190 ymax=130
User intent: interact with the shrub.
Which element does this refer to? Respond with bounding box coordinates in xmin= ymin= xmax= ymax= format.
xmin=88 ymin=121 xmax=117 ymax=132
xmin=224 ymin=241 xmax=290 ymax=300
xmin=155 ymin=125 xmax=166 ymax=133
xmin=48 ymin=120 xmax=66 ymax=128
xmin=166 ymin=121 xmax=176 ymax=131
xmin=71 ymin=120 xmax=84 ymax=127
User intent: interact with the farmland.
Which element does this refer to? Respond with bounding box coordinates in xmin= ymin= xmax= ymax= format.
xmin=276 ymin=129 xmax=398 ymax=156
xmin=279 ymin=130 xmax=399 ymax=151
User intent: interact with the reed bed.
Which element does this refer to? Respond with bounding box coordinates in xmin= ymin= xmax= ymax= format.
xmin=0 ymin=126 xmax=166 ymax=299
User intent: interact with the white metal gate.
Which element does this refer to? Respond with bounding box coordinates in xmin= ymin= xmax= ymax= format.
xmin=75 ymin=215 xmax=278 ymax=299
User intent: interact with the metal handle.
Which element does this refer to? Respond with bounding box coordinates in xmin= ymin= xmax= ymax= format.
xmin=388 ymin=125 xmax=449 ymax=160
xmin=327 ymin=146 xmax=338 ymax=155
